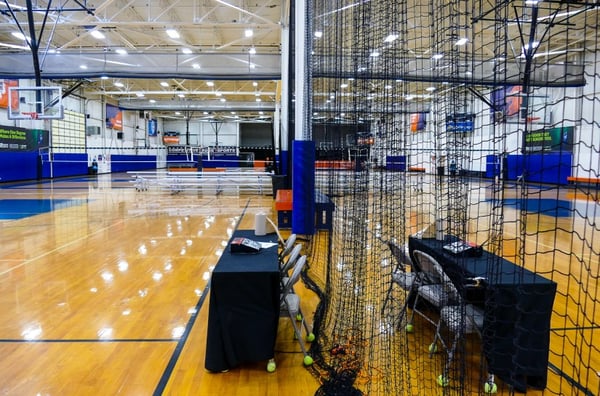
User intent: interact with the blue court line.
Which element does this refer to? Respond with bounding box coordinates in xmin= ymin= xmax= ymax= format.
xmin=0 ymin=338 xmax=176 ymax=343
xmin=152 ymin=198 xmax=252 ymax=395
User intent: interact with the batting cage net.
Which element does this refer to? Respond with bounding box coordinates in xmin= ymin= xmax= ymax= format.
xmin=300 ymin=1 xmax=599 ymax=395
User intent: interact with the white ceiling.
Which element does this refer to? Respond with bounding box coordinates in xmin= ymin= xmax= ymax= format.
xmin=0 ymin=1 xmax=597 ymax=122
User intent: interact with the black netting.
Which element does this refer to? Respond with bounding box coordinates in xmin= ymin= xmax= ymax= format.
xmin=301 ymin=1 xmax=599 ymax=395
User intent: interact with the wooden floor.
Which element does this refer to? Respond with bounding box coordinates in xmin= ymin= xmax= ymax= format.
xmin=0 ymin=174 xmax=318 ymax=395
xmin=0 ymin=173 xmax=598 ymax=395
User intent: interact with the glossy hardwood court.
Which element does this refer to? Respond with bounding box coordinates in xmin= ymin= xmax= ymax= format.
xmin=0 ymin=173 xmax=598 ymax=395
xmin=0 ymin=174 xmax=318 ymax=395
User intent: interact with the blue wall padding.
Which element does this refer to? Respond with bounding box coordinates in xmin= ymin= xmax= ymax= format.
xmin=0 ymin=151 xmax=38 ymax=182
xmin=506 ymin=153 xmax=571 ymax=184
xmin=111 ymin=155 xmax=156 ymax=172
xmin=486 ymin=155 xmax=501 ymax=178
xmin=41 ymin=153 xmax=88 ymax=178
xmin=202 ymin=156 xmax=240 ymax=168
xmin=292 ymin=140 xmax=315 ymax=235
xmin=279 ymin=150 xmax=289 ymax=176
xmin=386 ymin=155 xmax=406 ymax=171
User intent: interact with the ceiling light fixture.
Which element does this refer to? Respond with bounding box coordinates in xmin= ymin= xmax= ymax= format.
xmin=206 ymin=81 xmax=214 ymax=87
xmin=248 ymin=47 xmax=256 ymax=55
xmin=454 ymin=37 xmax=468 ymax=46
xmin=432 ymin=53 xmax=444 ymax=60
xmin=160 ymin=81 xmax=169 ymax=87
xmin=90 ymin=30 xmax=105 ymax=40
xmin=166 ymin=29 xmax=180 ymax=39
xmin=182 ymin=48 xmax=192 ymax=54
xmin=245 ymin=29 xmax=253 ymax=38
xmin=115 ymin=49 xmax=127 ymax=55
xmin=314 ymin=31 xmax=323 ymax=38
xmin=384 ymin=34 xmax=398 ymax=43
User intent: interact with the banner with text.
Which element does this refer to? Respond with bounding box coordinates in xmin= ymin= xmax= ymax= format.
xmin=0 ymin=125 xmax=49 ymax=151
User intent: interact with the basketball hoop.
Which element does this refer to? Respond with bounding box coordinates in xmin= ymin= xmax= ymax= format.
xmin=23 ymin=111 xmax=39 ymax=120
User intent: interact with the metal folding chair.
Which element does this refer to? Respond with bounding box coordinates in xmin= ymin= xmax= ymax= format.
xmin=268 ymin=255 xmax=314 ymax=372
xmin=427 ymin=253 xmax=497 ymax=392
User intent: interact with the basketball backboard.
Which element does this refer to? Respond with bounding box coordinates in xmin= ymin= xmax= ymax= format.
xmin=8 ymin=86 xmax=63 ymax=120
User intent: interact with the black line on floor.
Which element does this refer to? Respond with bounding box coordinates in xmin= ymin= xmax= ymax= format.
xmin=0 ymin=338 xmax=176 ymax=343
xmin=550 ymin=325 xmax=600 ymax=332
xmin=548 ymin=362 xmax=596 ymax=396
xmin=152 ymin=280 xmax=211 ymax=396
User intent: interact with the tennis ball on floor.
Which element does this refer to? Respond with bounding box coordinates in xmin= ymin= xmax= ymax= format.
xmin=428 ymin=343 xmax=437 ymax=353
xmin=405 ymin=323 xmax=414 ymax=333
xmin=267 ymin=361 xmax=276 ymax=373
xmin=437 ymin=375 xmax=449 ymax=387
xmin=307 ymin=333 xmax=315 ymax=342
xmin=484 ymin=382 xmax=498 ymax=394
xmin=303 ymin=355 xmax=314 ymax=366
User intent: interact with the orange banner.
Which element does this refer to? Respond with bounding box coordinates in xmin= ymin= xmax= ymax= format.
xmin=0 ymin=80 xmax=19 ymax=109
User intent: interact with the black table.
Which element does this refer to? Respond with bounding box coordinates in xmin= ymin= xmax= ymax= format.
xmin=205 ymin=230 xmax=280 ymax=372
xmin=408 ymin=236 xmax=557 ymax=392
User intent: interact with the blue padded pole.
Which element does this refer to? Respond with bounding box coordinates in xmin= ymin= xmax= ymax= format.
xmin=292 ymin=140 xmax=315 ymax=235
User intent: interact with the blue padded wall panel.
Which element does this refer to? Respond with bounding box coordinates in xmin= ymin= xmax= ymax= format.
xmin=0 ymin=151 xmax=38 ymax=182
xmin=506 ymin=153 xmax=571 ymax=185
xmin=41 ymin=153 xmax=88 ymax=178
xmin=386 ymin=155 xmax=406 ymax=171
xmin=292 ymin=140 xmax=315 ymax=235
xmin=111 ymin=155 xmax=156 ymax=172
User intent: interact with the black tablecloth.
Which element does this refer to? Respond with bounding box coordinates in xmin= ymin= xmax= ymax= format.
xmin=408 ymin=236 xmax=557 ymax=391
xmin=204 ymin=230 xmax=279 ymax=371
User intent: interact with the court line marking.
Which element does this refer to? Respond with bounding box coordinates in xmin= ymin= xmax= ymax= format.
xmin=152 ymin=198 xmax=253 ymax=395
xmin=0 ymin=338 xmax=177 ymax=343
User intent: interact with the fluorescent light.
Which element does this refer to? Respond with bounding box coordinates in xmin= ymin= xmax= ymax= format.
xmin=245 ymin=29 xmax=253 ymax=38
xmin=90 ymin=30 xmax=105 ymax=39
xmin=314 ymin=31 xmax=323 ymax=38
xmin=384 ymin=34 xmax=398 ymax=43
xmin=79 ymin=65 xmax=88 ymax=69
xmin=370 ymin=50 xmax=380 ymax=57
xmin=206 ymin=81 xmax=214 ymax=87
xmin=160 ymin=81 xmax=169 ymax=87
xmin=523 ymin=41 xmax=540 ymax=50
xmin=432 ymin=53 xmax=444 ymax=60
xmin=340 ymin=83 xmax=348 ymax=88
xmin=114 ymin=82 xmax=124 ymax=87
xmin=252 ymin=81 xmax=258 ymax=87
xmin=115 ymin=48 xmax=127 ymax=55
xmin=166 ymin=29 xmax=180 ymax=39
xmin=426 ymin=86 xmax=436 ymax=92
xmin=11 ymin=31 xmax=27 ymax=40
xmin=182 ymin=48 xmax=192 ymax=54
xmin=454 ymin=37 xmax=468 ymax=46
xmin=248 ymin=47 xmax=256 ymax=54
xmin=192 ymin=63 xmax=200 ymax=69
